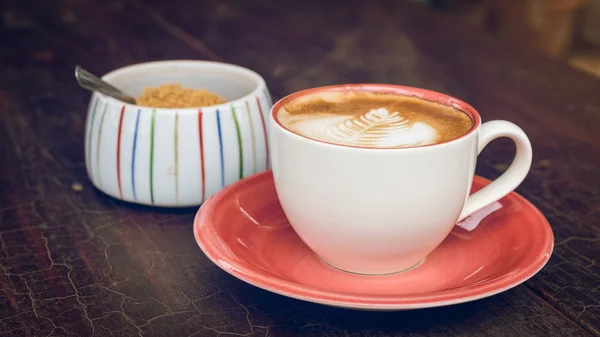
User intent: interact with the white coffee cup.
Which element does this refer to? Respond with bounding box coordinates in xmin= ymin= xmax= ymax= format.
xmin=269 ymin=84 xmax=532 ymax=275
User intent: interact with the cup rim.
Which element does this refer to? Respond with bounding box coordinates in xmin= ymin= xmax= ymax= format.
xmin=98 ymin=60 xmax=267 ymax=113
xmin=270 ymin=84 xmax=481 ymax=150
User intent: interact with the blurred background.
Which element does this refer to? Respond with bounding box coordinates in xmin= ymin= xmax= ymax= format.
xmin=409 ymin=0 xmax=600 ymax=78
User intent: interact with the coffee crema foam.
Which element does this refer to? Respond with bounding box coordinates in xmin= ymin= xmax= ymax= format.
xmin=277 ymin=91 xmax=473 ymax=148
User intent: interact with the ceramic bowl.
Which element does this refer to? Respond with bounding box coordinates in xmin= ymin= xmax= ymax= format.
xmin=84 ymin=60 xmax=272 ymax=207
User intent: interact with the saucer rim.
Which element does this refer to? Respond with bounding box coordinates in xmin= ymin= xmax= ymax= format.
xmin=194 ymin=171 xmax=554 ymax=310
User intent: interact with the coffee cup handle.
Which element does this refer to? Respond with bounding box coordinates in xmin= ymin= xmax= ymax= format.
xmin=458 ymin=120 xmax=533 ymax=221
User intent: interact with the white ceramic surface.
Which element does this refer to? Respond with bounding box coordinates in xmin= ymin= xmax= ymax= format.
xmin=270 ymin=84 xmax=532 ymax=275
xmin=84 ymin=60 xmax=272 ymax=207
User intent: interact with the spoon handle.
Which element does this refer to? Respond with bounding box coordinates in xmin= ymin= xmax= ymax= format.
xmin=75 ymin=66 xmax=137 ymax=104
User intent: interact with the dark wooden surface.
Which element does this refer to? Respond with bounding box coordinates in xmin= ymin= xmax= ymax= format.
xmin=1 ymin=0 xmax=599 ymax=336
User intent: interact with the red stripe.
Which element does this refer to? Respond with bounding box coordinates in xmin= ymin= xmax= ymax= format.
xmin=116 ymin=105 xmax=125 ymax=198
xmin=198 ymin=109 xmax=206 ymax=202
xmin=256 ymin=96 xmax=269 ymax=168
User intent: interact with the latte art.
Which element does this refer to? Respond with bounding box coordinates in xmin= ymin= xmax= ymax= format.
xmin=299 ymin=108 xmax=437 ymax=147
xmin=277 ymin=91 xmax=473 ymax=148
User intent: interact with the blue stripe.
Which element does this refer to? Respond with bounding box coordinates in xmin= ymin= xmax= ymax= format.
xmin=216 ymin=109 xmax=225 ymax=188
xmin=131 ymin=109 xmax=141 ymax=200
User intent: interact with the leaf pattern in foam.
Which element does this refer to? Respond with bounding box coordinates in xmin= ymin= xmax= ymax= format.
xmin=325 ymin=108 xmax=436 ymax=147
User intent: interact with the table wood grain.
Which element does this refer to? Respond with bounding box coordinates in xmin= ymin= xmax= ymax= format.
xmin=1 ymin=0 xmax=599 ymax=336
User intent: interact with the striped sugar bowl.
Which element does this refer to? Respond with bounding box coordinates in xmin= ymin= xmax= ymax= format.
xmin=84 ymin=60 xmax=272 ymax=207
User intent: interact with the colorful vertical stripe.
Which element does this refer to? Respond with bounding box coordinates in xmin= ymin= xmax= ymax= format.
xmin=231 ymin=105 xmax=244 ymax=179
xmin=86 ymin=97 xmax=100 ymax=170
xmin=245 ymin=100 xmax=257 ymax=174
xmin=174 ymin=112 xmax=179 ymax=205
xmin=198 ymin=110 xmax=206 ymax=202
xmin=116 ymin=105 xmax=126 ymax=199
xmin=131 ymin=109 xmax=141 ymax=200
xmin=256 ymin=96 xmax=269 ymax=169
xmin=95 ymin=101 xmax=109 ymax=185
xmin=216 ymin=109 xmax=225 ymax=188
xmin=149 ymin=109 xmax=157 ymax=204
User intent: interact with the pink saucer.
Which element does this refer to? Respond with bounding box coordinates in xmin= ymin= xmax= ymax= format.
xmin=194 ymin=171 xmax=553 ymax=310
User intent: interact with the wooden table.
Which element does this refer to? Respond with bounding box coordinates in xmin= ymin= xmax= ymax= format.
xmin=1 ymin=0 xmax=599 ymax=336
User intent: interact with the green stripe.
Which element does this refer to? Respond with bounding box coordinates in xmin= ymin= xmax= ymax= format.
xmin=245 ymin=101 xmax=257 ymax=174
xmin=150 ymin=109 xmax=157 ymax=204
xmin=174 ymin=112 xmax=179 ymax=205
xmin=87 ymin=97 xmax=100 ymax=170
xmin=95 ymin=101 xmax=109 ymax=184
xmin=231 ymin=105 xmax=243 ymax=179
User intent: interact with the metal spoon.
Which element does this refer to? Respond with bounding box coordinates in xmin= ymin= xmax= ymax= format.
xmin=74 ymin=65 xmax=137 ymax=104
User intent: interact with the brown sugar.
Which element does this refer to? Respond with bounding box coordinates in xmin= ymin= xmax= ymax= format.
xmin=136 ymin=83 xmax=226 ymax=108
